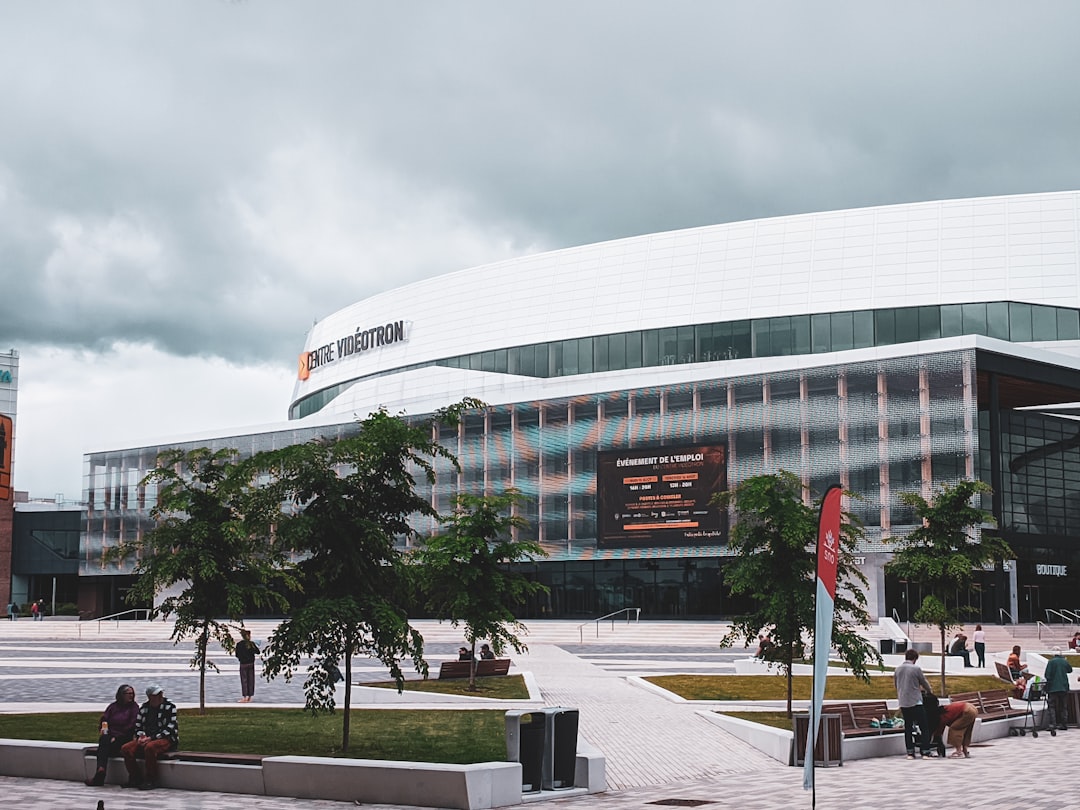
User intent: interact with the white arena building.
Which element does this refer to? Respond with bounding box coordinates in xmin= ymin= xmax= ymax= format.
xmin=81 ymin=190 xmax=1080 ymax=622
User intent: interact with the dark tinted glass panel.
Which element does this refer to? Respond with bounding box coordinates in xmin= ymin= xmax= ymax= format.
xmin=987 ymin=302 xmax=1010 ymax=339
xmin=831 ymin=312 xmax=854 ymax=351
xmin=562 ymin=341 xmax=579 ymax=375
xmin=660 ymin=328 xmax=678 ymax=364
xmin=1059 ymin=308 xmax=1080 ymax=340
xmin=793 ymin=315 xmax=812 ymax=353
xmin=677 ymin=326 xmax=695 ymax=363
xmin=546 ymin=343 xmax=560 ymax=377
xmin=852 ymin=311 xmax=873 ymax=349
xmin=608 ymin=333 xmax=626 ymax=370
xmin=481 ymin=351 xmax=495 ymax=372
xmin=941 ymin=305 xmax=963 ymax=337
xmin=812 ymin=313 xmax=831 ymax=352
xmin=578 ymin=338 xmax=594 ymax=374
xmin=918 ymin=306 xmax=941 ymax=340
xmin=894 ymin=307 xmax=919 ymax=343
xmin=1010 ymin=302 xmax=1033 ymax=341
xmin=642 ymin=329 xmax=660 ymax=367
xmin=875 ymin=308 xmax=895 ymax=345
xmin=493 ymin=349 xmax=507 ymax=373
xmin=625 ymin=331 xmax=642 ymax=368
xmin=594 ymin=335 xmax=609 ymax=371
xmin=962 ymin=303 xmax=987 ymax=336
xmin=506 ymin=347 xmax=520 ymax=375
xmin=753 ymin=319 xmax=772 ymax=356
xmin=1032 ymin=305 xmax=1057 ymax=341
xmin=731 ymin=321 xmax=751 ymax=358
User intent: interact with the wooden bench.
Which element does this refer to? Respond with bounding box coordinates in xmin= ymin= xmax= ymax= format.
xmin=948 ymin=689 xmax=1028 ymax=722
xmin=87 ymin=747 xmax=263 ymax=767
xmin=437 ymin=658 xmax=511 ymax=680
xmin=994 ymin=662 xmax=1016 ymax=684
xmin=820 ymin=701 xmax=904 ymax=737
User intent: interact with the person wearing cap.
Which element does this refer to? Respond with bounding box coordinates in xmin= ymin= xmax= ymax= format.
xmin=1044 ymin=647 xmax=1074 ymax=732
xmin=120 ymin=684 xmax=179 ymax=790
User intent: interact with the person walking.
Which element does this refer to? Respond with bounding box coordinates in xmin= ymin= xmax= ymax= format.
xmin=235 ymin=628 xmax=260 ymax=703
xmin=972 ymin=624 xmax=986 ymax=668
xmin=1044 ymin=647 xmax=1074 ymax=732
xmin=894 ymin=648 xmax=935 ymax=758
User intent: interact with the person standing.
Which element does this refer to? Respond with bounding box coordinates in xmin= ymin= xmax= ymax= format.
xmin=894 ymin=648 xmax=935 ymax=758
xmin=86 ymin=684 xmax=139 ymax=786
xmin=1044 ymin=647 xmax=1074 ymax=732
xmin=972 ymin=625 xmax=986 ymax=668
xmin=30 ymin=600 xmax=39 ymax=621
xmin=120 ymin=684 xmax=178 ymax=791
xmin=235 ymin=628 xmax=260 ymax=703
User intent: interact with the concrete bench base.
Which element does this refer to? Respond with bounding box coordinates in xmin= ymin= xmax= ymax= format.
xmin=702 ymin=709 xmax=1041 ymax=765
xmin=0 ymin=738 xmax=605 ymax=809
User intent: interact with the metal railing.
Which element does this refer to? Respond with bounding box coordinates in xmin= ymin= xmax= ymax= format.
xmin=999 ymin=607 xmax=1014 ymax=625
xmin=578 ymin=607 xmax=641 ymax=643
xmin=1037 ymin=620 xmax=1048 ymax=640
xmin=1045 ymin=608 xmax=1074 ymax=625
xmin=77 ymin=608 xmax=153 ymax=638
xmin=1060 ymin=608 xmax=1080 ymax=623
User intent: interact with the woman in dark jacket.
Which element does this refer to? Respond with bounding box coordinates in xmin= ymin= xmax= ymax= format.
xmin=86 ymin=683 xmax=139 ymax=786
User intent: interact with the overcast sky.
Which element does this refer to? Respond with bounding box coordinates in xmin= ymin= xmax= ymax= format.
xmin=3 ymin=2 xmax=1080 ymax=500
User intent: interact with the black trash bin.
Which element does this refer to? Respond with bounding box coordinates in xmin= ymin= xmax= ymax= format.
xmin=879 ymin=639 xmax=894 ymax=655
xmin=543 ymin=707 xmax=579 ymax=790
xmin=894 ymin=639 xmax=908 ymax=653
xmin=505 ymin=711 xmax=546 ymax=792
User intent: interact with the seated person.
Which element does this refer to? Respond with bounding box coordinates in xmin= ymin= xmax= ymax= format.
xmin=86 ymin=683 xmax=139 ymax=786
xmin=948 ymin=633 xmax=973 ymax=667
xmin=1069 ymin=632 xmax=1080 ymax=651
xmin=479 ymin=643 xmax=496 ymax=660
xmin=457 ymin=646 xmax=475 ymax=662
xmin=120 ymin=685 xmax=178 ymax=791
xmin=1007 ymin=645 xmax=1029 ymax=679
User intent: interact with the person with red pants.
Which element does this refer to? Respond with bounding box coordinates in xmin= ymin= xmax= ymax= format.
xmin=121 ymin=684 xmax=178 ymax=790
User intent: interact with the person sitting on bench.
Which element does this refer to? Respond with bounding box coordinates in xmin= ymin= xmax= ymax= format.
xmin=948 ymin=633 xmax=973 ymax=667
xmin=1007 ymin=645 xmax=1030 ymax=680
xmin=120 ymin=684 xmax=178 ymax=791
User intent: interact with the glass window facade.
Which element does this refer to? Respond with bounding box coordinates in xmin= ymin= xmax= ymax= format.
xmin=291 ymin=301 xmax=1080 ymax=420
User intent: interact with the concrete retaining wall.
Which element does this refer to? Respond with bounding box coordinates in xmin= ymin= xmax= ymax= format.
xmin=0 ymin=738 xmax=604 ymax=808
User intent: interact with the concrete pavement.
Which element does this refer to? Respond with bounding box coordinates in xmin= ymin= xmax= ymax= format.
xmin=0 ymin=618 xmax=1061 ymax=809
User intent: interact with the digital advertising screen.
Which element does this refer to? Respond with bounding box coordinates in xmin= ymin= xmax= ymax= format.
xmin=596 ymin=443 xmax=727 ymax=548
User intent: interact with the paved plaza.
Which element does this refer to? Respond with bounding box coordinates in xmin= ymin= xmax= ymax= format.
xmin=0 ymin=618 xmax=1061 ymax=809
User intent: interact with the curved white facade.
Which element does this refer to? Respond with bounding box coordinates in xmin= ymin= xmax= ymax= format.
xmin=293 ymin=190 xmax=1080 ymax=420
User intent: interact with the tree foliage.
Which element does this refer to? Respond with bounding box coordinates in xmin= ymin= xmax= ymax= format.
xmin=113 ymin=447 xmax=295 ymax=714
xmin=714 ymin=471 xmax=880 ymax=715
xmin=414 ymin=489 xmax=547 ymax=689
xmin=885 ymin=479 xmax=1010 ymax=693
xmin=257 ymin=401 xmax=481 ymax=752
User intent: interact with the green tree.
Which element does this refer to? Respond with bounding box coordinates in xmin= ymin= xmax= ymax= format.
xmin=113 ymin=447 xmax=295 ymax=714
xmin=258 ymin=402 xmax=480 ymax=753
xmin=885 ymin=479 xmax=1010 ymax=694
xmin=715 ymin=471 xmax=880 ymax=716
xmin=414 ymin=489 xmax=548 ymax=689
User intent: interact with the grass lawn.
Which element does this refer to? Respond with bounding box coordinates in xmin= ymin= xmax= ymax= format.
xmin=367 ymin=674 xmax=529 ymax=700
xmin=645 ymin=674 xmax=1006 ymax=701
xmin=0 ymin=708 xmax=507 ymax=762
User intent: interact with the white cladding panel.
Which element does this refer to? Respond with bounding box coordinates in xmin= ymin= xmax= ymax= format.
xmin=292 ymin=191 xmax=1080 ymax=407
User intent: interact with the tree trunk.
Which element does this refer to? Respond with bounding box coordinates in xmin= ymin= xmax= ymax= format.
xmin=469 ymin=641 xmax=477 ymax=691
xmin=938 ymin=625 xmax=947 ymax=695
xmin=198 ymin=623 xmax=208 ymax=715
xmin=342 ymin=635 xmax=353 ymax=753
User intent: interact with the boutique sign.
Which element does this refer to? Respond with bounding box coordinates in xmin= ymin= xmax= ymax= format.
xmin=298 ymin=319 xmax=407 ymax=381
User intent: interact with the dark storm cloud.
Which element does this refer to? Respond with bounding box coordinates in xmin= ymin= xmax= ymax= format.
xmin=2 ymin=2 xmax=1079 ymax=367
